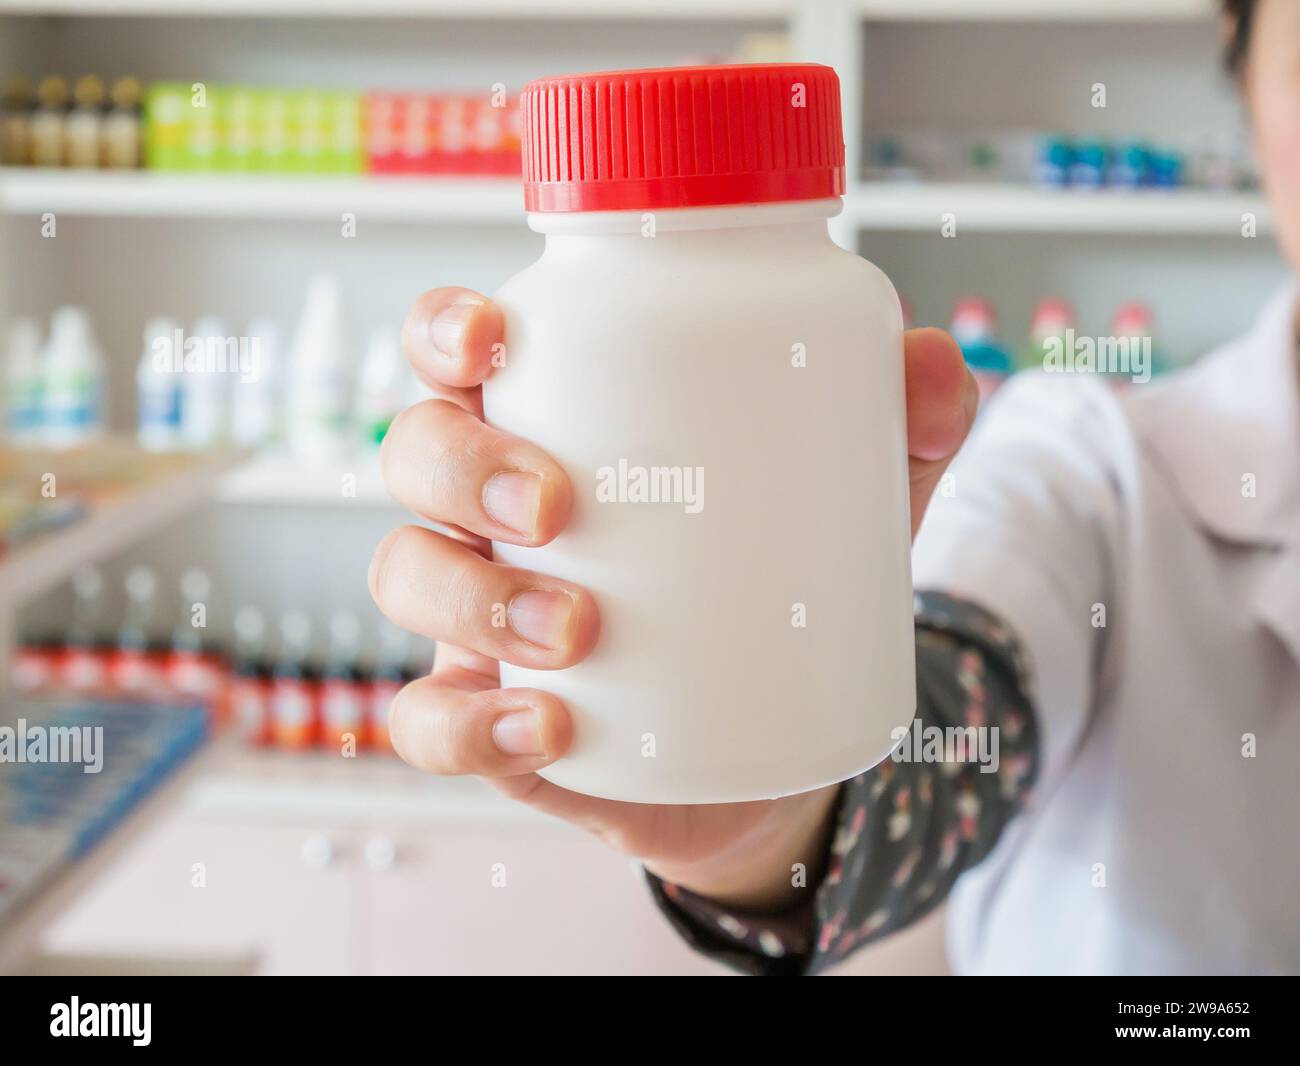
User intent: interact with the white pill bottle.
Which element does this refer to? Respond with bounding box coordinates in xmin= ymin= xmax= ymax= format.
xmin=487 ymin=64 xmax=914 ymax=804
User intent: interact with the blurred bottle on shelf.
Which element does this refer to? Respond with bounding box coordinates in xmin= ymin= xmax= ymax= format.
xmin=62 ymin=565 xmax=110 ymax=693
xmin=286 ymin=274 xmax=350 ymax=461
xmin=111 ymin=565 xmax=165 ymax=694
xmin=367 ymin=621 xmax=410 ymax=754
xmin=230 ymin=318 xmax=280 ymax=449
xmin=1109 ymin=301 xmax=1168 ymax=387
xmin=1 ymin=74 xmax=34 ymax=165
xmin=356 ymin=325 xmax=405 ymax=448
xmin=64 ymin=75 xmax=105 ymax=168
xmin=1068 ymin=139 xmax=1109 ymax=190
xmin=179 ymin=315 xmax=231 ymax=449
xmin=1149 ymin=150 xmax=1185 ymax=188
xmin=1033 ymin=135 xmax=1072 ymax=188
xmin=1108 ymin=141 xmax=1152 ymax=188
xmin=4 ymin=316 xmax=43 ymax=447
xmin=950 ymin=298 xmax=1014 ymax=400
xmin=321 ymin=609 xmax=367 ymax=751
xmin=103 ymin=76 xmax=144 ymax=169
xmin=11 ymin=636 xmax=61 ymax=693
xmin=137 ymin=316 xmax=183 ymax=451
xmin=1017 ymin=298 xmax=1077 ymax=373
xmin=42 ymin=306 xmax=106 ymax=449
xmin=364 ymin=90 xmax=518 ymax=176
xmin=270 ymin=609 xmax=319 ymax=749
xmin=30 ymin=76 xmax=69 ymax=167
xmin=167 ymin=567 xmax=227 ymax=706
xmin=229 ymin=606 xmax=272 ymax=745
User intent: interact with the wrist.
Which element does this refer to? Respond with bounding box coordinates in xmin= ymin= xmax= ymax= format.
xmin=646 ymin=783 xmax=841 ymax=912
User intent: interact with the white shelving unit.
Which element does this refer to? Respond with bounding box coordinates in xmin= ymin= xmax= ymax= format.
xmin=1 ymin=169 xmax=1268 ymax=238
xmin=0 ymin=0 xmax=1217 ymax=18
xmin=859 ymin=0 xmax=1213 ymax=19
xmin=0 ymin=0 xmax=1273 ymax=978
xmin=0 ymin=449 xmax=243 ymax=608
xmin=0 ymin=169 xmax=523 ymax=224
xmin=0 ymin=3 xmax=1264 ymax=538
xmin=217 ymin=454 xmax=390 ymax=506
xmin=0 ymin=0 xmax=789 ymax=16
xmin=1 ymin=0 xmax=1254 ymax=511
xmin=848 ymin=183 xmax=1269 ymax=236
xmin=0 ymin=446 xmax=244 ymax=672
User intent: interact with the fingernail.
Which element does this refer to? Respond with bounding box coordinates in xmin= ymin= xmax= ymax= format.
xmin=508 ymin=590 xmax=575 ymax=650
xmin=429 ymin=299 xmax=482 ymax=357
xmin=483 ymin=471 xmax=541 ymax=537
xmin=493 ymin=709 xmax=545 ymax=757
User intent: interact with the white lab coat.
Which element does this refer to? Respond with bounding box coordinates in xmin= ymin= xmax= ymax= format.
xmin=912 ymin=282 xmax=1300 ymax=975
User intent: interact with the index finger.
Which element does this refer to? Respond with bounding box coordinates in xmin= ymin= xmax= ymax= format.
xmin=401 ymin=286 xmax=506 ymax=391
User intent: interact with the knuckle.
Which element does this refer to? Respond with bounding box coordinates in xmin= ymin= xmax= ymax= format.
xmin=442 ymin=558 xmax=493 ymax=642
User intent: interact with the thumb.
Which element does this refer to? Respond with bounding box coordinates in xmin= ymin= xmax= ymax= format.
xmin=903 ymin=328 xmax=980 ymax=538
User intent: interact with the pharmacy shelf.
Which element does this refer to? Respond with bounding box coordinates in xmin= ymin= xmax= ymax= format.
xmin=859 ymin=0 xmax=1213 ymax=19
xmin=848 ymin=183 xmax=1271 ymax=236
xmin=218 ymin=454 xmax=393 ymax=506
xmin=0 ymin=169 xmax=525 ymax=224
xmin=0 ymin=0 xmax=788 ymax=17
xmin=0 ymin=443 xmax=244 ymax=610
xmin=2 ymin=171 xmax=1270 ymax=237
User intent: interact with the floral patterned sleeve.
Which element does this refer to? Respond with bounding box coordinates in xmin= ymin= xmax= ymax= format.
xmin=645 ymin=590 xmax=1040 ymax=976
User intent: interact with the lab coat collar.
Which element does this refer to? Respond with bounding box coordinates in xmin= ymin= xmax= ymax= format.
xmin=1137 ymin=278 xmax=1300 ymax=549
xmin=1137 ymin=279 xmax=1300 ymax=666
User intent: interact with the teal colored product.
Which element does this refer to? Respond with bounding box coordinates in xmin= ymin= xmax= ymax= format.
xmin=1069 ymin=139 xmax=1109 ymax=187
xmin=1151 ymin=150 xmax=1185 ymax=188
xmin=1109 ymin=141 xmax=1152 ymax=187
xmin=962 ymin=341 xmax=1014 ymax=398
xmin=962 ymin=341 xmax=1014 ymax=376
xmin=1035 ymin=135 xmax=1072 ymax=187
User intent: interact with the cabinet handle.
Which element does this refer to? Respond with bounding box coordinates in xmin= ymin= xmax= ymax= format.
xmin=364 ymin=835 xmax=398 ymax=871
xmin=301 ymin=833 xmax=335 ymax=869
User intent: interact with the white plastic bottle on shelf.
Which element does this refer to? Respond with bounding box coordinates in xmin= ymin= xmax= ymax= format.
xmin=4 ymin=317 xmax=44 ymax=447
xmin=231 ymin=317 xmax=280 ymax=450
xmin=179 ymin=315 xmax=231 ymax=450
xmin=286 ymin=274 xmax=350 ymax=461
xmin=355 ymin=325 xmax=405 ymax=449
xmin=486 ymin=65 xmax=913 ymax=804
xmin=137 ymin=317 xmax=182 ymax=451
xmin=112 ymin=564 xmax=163 ymax=694
xmin=42 ymin=306 xmax=106 ymax=449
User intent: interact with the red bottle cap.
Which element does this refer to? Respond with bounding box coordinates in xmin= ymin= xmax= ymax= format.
xmin=520 ymin=63 xmax=846 ymax=213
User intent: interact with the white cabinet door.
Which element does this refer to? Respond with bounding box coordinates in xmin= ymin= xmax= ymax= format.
xmin=362 ymin=824 xmax=724 ymax=976
xmin=45 ymin=813 xmax=363 ymax=976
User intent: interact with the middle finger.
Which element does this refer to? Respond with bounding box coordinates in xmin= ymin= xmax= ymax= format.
xmin=381 ymin=397 xmax=573 ymax=546
xmin=368 ymin=524 xmax=600 ymax=670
